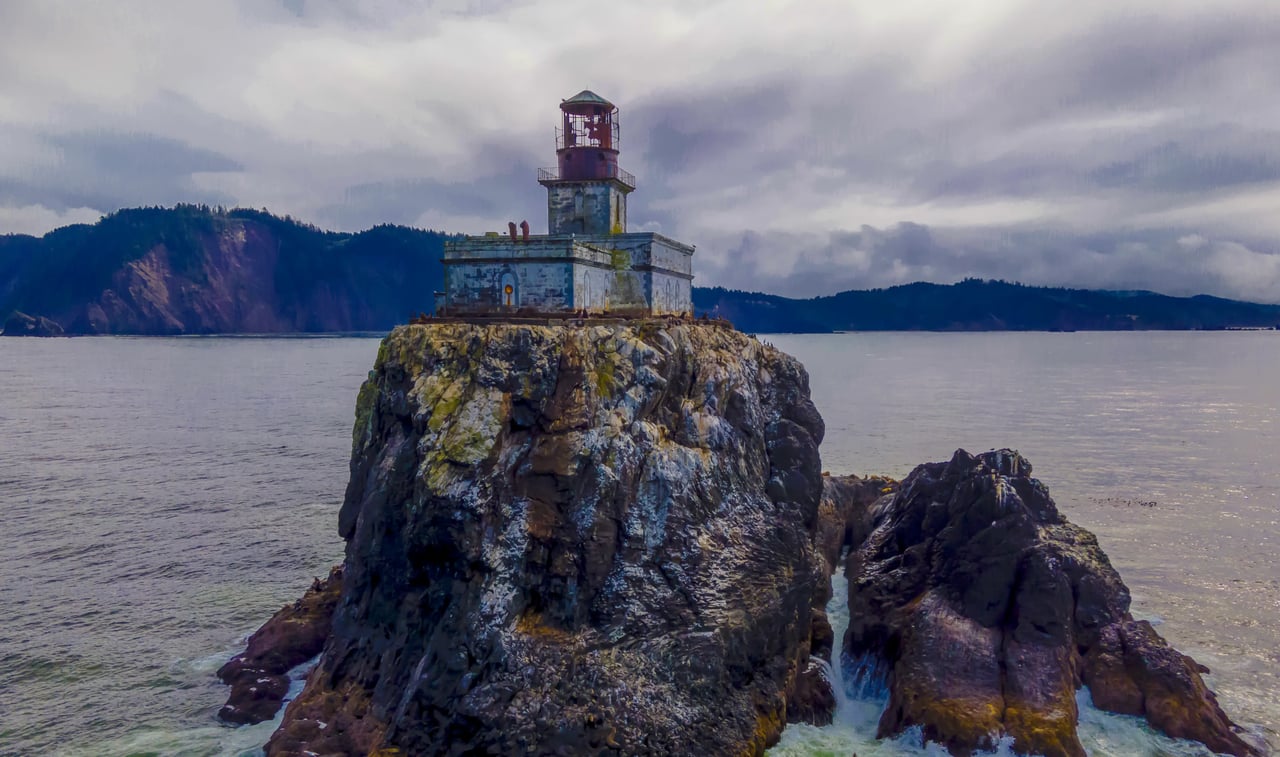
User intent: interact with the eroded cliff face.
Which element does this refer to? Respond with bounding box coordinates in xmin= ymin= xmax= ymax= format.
xmin=267 ymin=321 xmax=829 ymax=755
xmin=1 ymin=206 xmax=451 ymax=335
xmin=78 ymin=227 xmax=283 ymax=335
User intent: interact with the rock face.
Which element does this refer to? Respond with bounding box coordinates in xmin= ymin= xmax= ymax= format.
xmin=842 ymin=449 xmax=1259 ymax=757
xmin=267 ymin=321 xmax=830 ymax=756
xmin=1 ymin=311 xmax=64 ymax=336
xmin=217 ymin=566 xmax=344 ymax=725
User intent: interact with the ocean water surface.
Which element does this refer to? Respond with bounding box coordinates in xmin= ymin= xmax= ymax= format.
xmin=0 ymin=331 xmax=1275 ymax=755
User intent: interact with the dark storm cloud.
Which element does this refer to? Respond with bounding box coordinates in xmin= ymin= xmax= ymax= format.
xmin=697 ymin=223 xmax=1280 ymax=304
xmin=3 ymin=0 xmax=1279 ymax=299
xmin=628 ymin=81 xmax=793 ymax=176
xmin=319 ymin=164 xmax=542 ymax=231
xmin=0 ymin=130 xmax=240 ymax=213
xmin=1089 ymin=139 xmax=1280 ymax=193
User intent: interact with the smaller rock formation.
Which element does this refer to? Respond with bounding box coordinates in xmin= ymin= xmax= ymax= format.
xmin=1 ymin=311 xmax=64 ymax=336
xmin=842 ymin=449 xmax=1260 ymax=757
xmin=217 ymin=566 xmax=343 ymax=725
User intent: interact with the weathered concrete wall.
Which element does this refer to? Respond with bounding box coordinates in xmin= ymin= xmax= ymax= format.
xmin=568 ymin=233 xmax=694 ymax=315
xmin=546 ymin=182 xmax=628 ymax=235
xmin=645 ymin=236 xmax=694 ymax=314
xmin=646 ymin=236 xmax=695 ymax=278
xmin=651 ymin=271 xmax=692 ymax=314
xmin=442 ymin=232 xmax=694 ymax=315
xmin=571 ymin=263 xmax=614 ymax=311
xmin=577 ymin=234 xmax=694 ymax=275
xmin=446 ymin=261 xmax=572 ymax=312
xmin=443 ymin=238 xmax=614 ymax=313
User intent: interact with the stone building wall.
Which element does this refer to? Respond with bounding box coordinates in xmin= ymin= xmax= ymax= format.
xmin=445 ymin=261 xmax=572 ymax=312
xmin=443 ymin=238 xmax=612 ymax=313
xmin=571 ymin=263 xmax=614 ymax=311
xmin=441 ymin=233 xmax=694 ymax=315
xmin=546 ymin=182 xmax=628 ymax=235
xmin=646 ymin=235 xmax=695 ymax=314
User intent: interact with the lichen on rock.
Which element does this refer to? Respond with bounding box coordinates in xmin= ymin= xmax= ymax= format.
xmin=268 ymin=321 xmax=830 ymax=756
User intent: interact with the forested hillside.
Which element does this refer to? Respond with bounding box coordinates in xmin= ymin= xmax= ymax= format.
xmin=0 ymin=205 xmax=451 ymax=334
xmin=4 ymin=206 xmax=1277 ymax=335
xmin=695 ymin=280 xmax=1280 ymax=333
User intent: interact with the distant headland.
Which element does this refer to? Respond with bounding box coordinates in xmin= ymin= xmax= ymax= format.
xmin=3 ymin=204 xmax=1278 ymax=336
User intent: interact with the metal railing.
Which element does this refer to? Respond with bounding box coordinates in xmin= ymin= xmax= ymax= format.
xmin=537 ymin=165 xmax=635 ymax=190
xmin=555 ymin=123 xmax=621 ymax=151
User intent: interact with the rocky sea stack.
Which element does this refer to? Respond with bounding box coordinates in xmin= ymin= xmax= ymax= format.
xmin=266 ymin=320 xmax=831 ymax=755
xmin=841 ymin=449 xmax=1260 ymax=757
xmin=228 ymin=320 xmax=1263 ymax=756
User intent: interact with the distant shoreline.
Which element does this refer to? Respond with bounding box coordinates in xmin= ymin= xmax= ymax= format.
xmin=6 ymin=207 xmax=1279 ymax=337
xmin=5 ymin=327 xmax=1278 ymax=338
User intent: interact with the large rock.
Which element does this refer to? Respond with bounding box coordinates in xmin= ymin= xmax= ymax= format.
xmin=217 ymin=566 xmax=344 ymax=725
xmin=1 ymin=311 xmax=64 ymax=336
xmin=842 ymin=449 xmax=1260 ymax=757
xmin=266 ymin=321 xmax=830 ymax=756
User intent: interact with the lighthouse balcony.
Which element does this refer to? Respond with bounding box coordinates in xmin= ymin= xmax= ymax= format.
xmin=538 ymin=165 xmax=635 ymax=191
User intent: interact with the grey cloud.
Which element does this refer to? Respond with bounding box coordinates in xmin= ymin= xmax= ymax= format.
xmin=695 ymin=223 xmax=1280 ymax=304
xmin=3 ymin=0 xmax=1280 ymax=303
xmin=319 ymin=164 xmax=542 ymax=231
xmin=0 ymin=129 xmax=240 ymax=212
xmin=48 ymin=131 xmax=241 ymax=178
xmin=1090 ymin=139 xmax=1280 ymax=193
xmin=629 ymin=81 xmax=793 ymax=175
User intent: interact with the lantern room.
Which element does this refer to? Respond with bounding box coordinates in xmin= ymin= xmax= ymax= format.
xmin=548 ymin=90 xmax=634 ymax=188
xmin=538 ymin=90 xmax=635 ymax=235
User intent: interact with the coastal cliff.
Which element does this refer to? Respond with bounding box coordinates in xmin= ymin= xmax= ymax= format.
xmin=0 ymin=206 xmax=448 ymax=335
xmin=266 ymin=321 xmax=831 ymax=755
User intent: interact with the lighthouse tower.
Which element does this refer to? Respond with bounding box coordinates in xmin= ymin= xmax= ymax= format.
xmin=537 ymin=90 xmax=635 ymax=235
xmin=439 ymin=90 xmax=693 ymax=317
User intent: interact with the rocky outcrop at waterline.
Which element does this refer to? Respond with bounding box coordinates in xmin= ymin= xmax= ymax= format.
xmin=265 ymin=321 xmax=832 ymax=755
xmin=1 ymin=311 xmax=64 ymax=336
xmin=217 ymin=566 xmax=343 ymax=725
xmin=841 ymin=449 xmax=1261 ymax=757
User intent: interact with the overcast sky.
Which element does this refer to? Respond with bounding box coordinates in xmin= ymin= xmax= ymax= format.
xmin=2 ymin=0 xmax=1279 ymax=301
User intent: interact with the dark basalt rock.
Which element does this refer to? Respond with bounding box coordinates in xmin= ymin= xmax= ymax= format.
xmin=1 ymin=311 xmax=64 ymax=337
xmin=815 ymin=473 xmax=897 ymax=572
xmin=787 ymin=657 xmax=837 ymax=727
xmin=1082 ymin=619 xmax=1254 ymax=756
xmin=217 ymin=565 xmax=343 ymax=725
xmin=266 ymin=322 xmax=831 ymax=756
xmin=784 ymin=472 xmax=900 ymax=730
xmin=842 ymin=448 xmax=1260 ymax=757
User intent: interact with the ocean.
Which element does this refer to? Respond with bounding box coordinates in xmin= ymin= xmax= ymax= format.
xmin=0 ymin=332 xmax=1275 ymax=755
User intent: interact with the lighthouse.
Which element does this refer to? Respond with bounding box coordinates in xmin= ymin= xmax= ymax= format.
xmin=537 ymin=90 xmax=634 ymax=235
xmin=439 ymin=91 xmax=694 ymax=317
